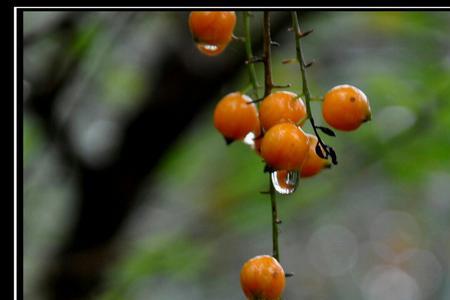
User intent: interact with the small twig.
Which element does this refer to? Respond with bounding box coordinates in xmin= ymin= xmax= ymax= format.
xmin=243 ymin=11 xmax=260 ymax=100
xmin=291 ymin=11 xmax=337 ymax=165
xmin=263 ymin=11 xmax=281 ymax=263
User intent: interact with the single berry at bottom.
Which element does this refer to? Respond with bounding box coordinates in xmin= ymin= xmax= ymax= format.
xmin=240 ymin=255 xmax=286 ymax=300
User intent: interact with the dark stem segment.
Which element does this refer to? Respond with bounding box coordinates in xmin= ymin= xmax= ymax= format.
xmin=291 ymin=11 xmax=337 ymax=164
xmin=263 ymin=11 xmax=280 ymax=262
xmin=263 ymin=12 xmax=273 ymax=97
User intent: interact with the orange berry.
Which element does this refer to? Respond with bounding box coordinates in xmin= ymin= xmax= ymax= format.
xmin=240 ymin=255 xmax=286 ymax=300
xmin=301 ymin=134 xmax=330 ymax=177
xmin=259 ymin=91 xmax=307 ymax=131
xmin=188 ymin=11 xmax=236 ymax=51
xmin=322 ymin=84 xmax=372 ymax=131
xmin=213 ymin=92 xmax=261 ymax=142
xmin=260 ymin=123 xmax=309 ymax=171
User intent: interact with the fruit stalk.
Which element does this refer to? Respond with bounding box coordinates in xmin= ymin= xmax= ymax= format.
xmin=291 ymin=11 xmax=331 ymax=161
xmin=243 ymin=11 xmax=260 ymax=100
xmin=262 ymin=11 xmax=280 ymax=262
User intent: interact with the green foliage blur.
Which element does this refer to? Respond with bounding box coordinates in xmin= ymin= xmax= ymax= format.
xmin=24 ymin=11 xmax=450 ymax=300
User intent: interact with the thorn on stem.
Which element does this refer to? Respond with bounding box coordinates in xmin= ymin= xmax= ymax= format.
xmin=304 ymin=60 xmax=315 ymax=68
xmin=282 ymin=58 xmax=298 ymax=64
xmin=232 ymin=34 xmax=245 ymax=42
xmin=245 ymin=56 xmax=264 ymax=65
xmin=275 ymin=219 xmax=282 ymax=224
xmin=271 ymin=40 xmax=280 ymax=47
xmin=299 ymin=29 xmax=314 ymax=38
xmin=272 ymin=83 xmax=292 ymax=89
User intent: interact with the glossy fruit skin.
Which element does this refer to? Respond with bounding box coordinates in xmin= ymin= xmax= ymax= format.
xmin=322 ymin=84 xmax=371 ymax=131
xmin=240 ymin=255 xmax=286 ymax=300
xmin=260 ymin=123 xmax=309 ymax=171
xmin=301 ymin=134 xmax=330 ymax=177
xmin=213 ymin=92 xmax=261 ymax=141
xmin=188 ymin=11 xmax=236 ymax=46
xmin=259 ymin=91 xmax=307 ymax=131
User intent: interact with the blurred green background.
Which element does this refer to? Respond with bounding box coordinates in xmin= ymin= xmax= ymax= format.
xmin=23 ymin=11 xmax=450 ymax=300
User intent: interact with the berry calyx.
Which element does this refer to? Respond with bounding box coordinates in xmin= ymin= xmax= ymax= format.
xmin=259 ymin=91 xmax=307 ymax=131
xmin=301 ymin=134 xmax=330 ymax=177
xmin=213 ymin=92 xmax=261 ymax=142
xmin=322 ymin=84 xmax=372 ymax=131
xmin=188 ymin=11 xmax=236 ymax=55
xmin=260 ymin=123 xmax=310 ymax=171
xmin=240 ymin=255 xmax=286 ymax=300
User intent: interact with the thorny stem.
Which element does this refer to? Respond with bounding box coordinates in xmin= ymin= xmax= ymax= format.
xmin=291 ymin=11 xmax=334 ymax=162
xmin=243 ymin=11 xmax=260 ymax=100
xmin=263 ymin=12 xmax=273 ymax=97
xmin=262 ymin=11 xmax=280 ymax=262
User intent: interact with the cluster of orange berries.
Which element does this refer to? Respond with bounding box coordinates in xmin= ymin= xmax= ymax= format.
xmin=214 ymin=87 xmax=371 ymax=176
xmin=190 ymin=11 xmax=371 ymax=300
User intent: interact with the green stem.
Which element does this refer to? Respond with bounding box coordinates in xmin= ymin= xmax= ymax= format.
xmin=291 ymin=11 xmax=327 ymax=149
xmin=270 ymin=174 xmax=280 ymax=261
xmin=243 ymin=11 xmax=260 ymax=100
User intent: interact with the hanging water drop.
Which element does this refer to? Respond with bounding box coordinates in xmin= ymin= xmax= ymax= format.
xmin=243 ymin=132 xmax=256 ymax=147
xmin=271 ymin=170 xmax=299 ymax=195
xmin=196 ymin=43 xmax=226 ymax=56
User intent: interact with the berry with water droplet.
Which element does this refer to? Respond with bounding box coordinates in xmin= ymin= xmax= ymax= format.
xmin=322 ymin=84 xmax=371 ymax=131
xmin=240 ymin=255 xmax=286 ymax=300
xmin=189 ymin=11 xmax=236 ymax=56
xmin=260 ymin=123 xmax=309 ymax=171
xmin=196 ymin=43 xmax=227 ymax=56
xmin=259 ymin=91 xmax=307 ymax=131
xmin=213 ymin=92 xmax=261 ymax=142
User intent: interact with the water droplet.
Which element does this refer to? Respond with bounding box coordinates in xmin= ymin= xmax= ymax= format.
xmin=196 ymin=43 xmax=225 ymax=56
xmin=243 ymin=132 xmax=256 ymax=147
xmin=271 ymin=170 xmax=299 ymax=195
